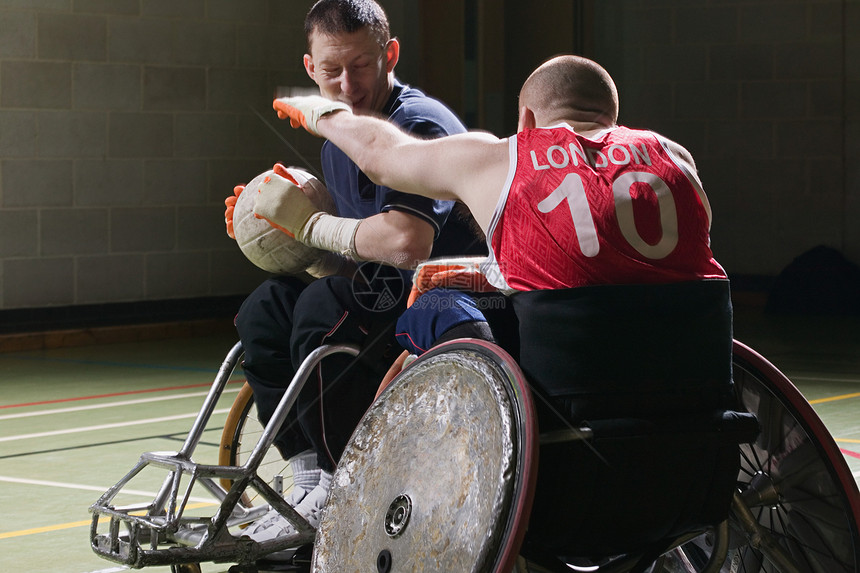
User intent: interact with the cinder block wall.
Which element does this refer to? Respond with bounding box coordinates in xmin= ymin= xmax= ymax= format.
xmin=591 ymin=0 xmax=859 ymax=277
xmin=0 ymin=0 xmax=324 ymax=314
xmin=3 ymin=0 xmax=857 ymax=319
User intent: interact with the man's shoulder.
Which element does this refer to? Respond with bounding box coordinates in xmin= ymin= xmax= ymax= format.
xmin=610 ymin=125 xmax=699 ymax=175
xmin=388 ymin=83 xmax=466 ymax=135
xmin=610 ymin=125 xmax=682 ymax=149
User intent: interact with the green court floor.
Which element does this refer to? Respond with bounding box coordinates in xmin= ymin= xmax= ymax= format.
xmin=0 ymin=306 xmax=857 ymax=573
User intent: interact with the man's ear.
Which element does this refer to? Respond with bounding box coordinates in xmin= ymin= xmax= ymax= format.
xmin=303 ymin=53 xmax=315 ymax=80
xmin=385 ymin=38 xmax=400 ymax=73
xmin=517 ymin=105 xmax=536 ymax=132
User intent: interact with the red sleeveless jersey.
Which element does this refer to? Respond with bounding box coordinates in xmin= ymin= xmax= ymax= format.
xmin=482 ymin=125 xmax=726 ymax=292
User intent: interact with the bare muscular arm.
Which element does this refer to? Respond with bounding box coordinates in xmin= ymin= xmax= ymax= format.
xmin=354 ymin=209 xmax=435 ymax=268
xmin=315 ymin=111 xmax=510 ymax=234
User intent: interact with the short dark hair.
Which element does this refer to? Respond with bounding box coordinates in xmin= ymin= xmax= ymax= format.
xmin=305 ymin=0 xmax=390 ymax=51
xmin=520 ymin=55 xmax=619 ymax=126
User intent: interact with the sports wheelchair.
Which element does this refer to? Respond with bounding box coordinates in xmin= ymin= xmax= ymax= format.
xmin=89 ymin=278 xmax=860 ymax=573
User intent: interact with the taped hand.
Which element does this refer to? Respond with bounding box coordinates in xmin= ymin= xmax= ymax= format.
xmin=253 ymin=163 xmax=320 ymax=239
xmin=272 ymin=95 xmax=351 ymax=136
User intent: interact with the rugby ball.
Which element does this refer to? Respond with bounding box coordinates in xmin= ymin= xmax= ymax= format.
xmin=233 ymin=167 xmax=335 ymax=274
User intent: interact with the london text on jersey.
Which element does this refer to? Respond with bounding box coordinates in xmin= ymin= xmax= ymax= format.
xmin=530 ymin=142 xmax=653 ymax=171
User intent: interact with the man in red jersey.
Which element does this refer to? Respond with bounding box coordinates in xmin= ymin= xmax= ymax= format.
xmin=266 ymin=54 xmax=727 ymax=287
xmin=262 ymin=55 xmax=742 ymax=564
xmin=263 ymin=53 xmax=730 ymax=396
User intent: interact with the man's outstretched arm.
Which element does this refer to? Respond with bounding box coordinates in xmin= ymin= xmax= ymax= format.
xmin=273 ymin=96 xmax=509 ymax=231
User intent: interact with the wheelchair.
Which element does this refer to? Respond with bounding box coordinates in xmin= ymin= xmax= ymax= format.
xmin=89 ymin=290 xmax=860 ymax=572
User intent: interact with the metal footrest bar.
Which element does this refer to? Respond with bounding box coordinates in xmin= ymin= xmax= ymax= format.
xmin=89 ymin=343 xmax=360 ymax=569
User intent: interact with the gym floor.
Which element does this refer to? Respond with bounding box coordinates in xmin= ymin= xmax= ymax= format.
xmin=0 ymin=303 xmax=858 ymax=573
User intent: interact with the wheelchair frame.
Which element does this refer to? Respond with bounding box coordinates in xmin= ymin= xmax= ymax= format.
xmin=89 ymin=342 xmax=359 ymax=570
xmin=89 ymin=338 xmax=860 ymax=573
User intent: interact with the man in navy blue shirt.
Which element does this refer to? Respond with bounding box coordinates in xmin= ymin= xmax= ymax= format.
xmin=226 ymin=0 xmax=485 ymax=558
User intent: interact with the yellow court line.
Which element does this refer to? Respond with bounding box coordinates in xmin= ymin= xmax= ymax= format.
xmin=809 ymin=392 xmax=860 ymax=405
xmin=0 ymin=502 xmax=217 ymax=540
xmin=836 ymin=438 xmax=860 ymax=444
xmin=0 ymin=519 xmax=93 ymax=539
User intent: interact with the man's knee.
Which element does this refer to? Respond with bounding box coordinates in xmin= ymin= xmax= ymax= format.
xmin=235 ymin=276 xmax=308 ymax=383
xmin=293 ymin=274 xmax=405 ymax=339
xmin=395 ymin=289 xmax=491 ymax=355
xmin=294 ymin=275 xmax=355 ymax=314
xmin=236 ymin=276 xmax=306 ymax=334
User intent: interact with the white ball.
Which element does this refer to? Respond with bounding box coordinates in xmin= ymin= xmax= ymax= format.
xmin=233 ymin=167 xmax=335 ymax=275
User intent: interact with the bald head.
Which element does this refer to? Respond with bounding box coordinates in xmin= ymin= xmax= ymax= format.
xmin=519 ymin=55 xmax=619 ymax=129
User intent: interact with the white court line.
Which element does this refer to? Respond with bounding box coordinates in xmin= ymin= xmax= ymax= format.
xmin=0 ymin=409 xmax=230 ymax=442
xmin=0 ymin=475 xmax=217 ymax=504
xmin=0 ymin=388 xmax=240 ymax=420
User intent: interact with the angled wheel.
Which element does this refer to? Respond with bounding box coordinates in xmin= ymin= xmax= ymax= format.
xmin=219 ymin=381 xmax=292 ymax=508
xmin=312 ymin=340 xmax=539 ymax=573
xmin=728 ymin=340 xmax=860 ymax=572
xmin=674 ymin=341 xmax=860 ymax=572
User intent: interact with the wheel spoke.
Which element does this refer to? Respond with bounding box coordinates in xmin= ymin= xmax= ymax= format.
xmin=674 ymin=348 xmax=859 ymax=572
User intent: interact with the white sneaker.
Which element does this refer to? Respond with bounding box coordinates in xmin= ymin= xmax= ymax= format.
xmin=243 ymin=470 xmax=332 ymax=561
xmin=291 ymin=474 xmax=330 ymax=528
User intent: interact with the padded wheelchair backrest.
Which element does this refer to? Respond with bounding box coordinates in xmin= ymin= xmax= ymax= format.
xmin=512 ymin=279 xmax=735 ymax=421
xmin=512 ymin=280 xmax=749 ymax=561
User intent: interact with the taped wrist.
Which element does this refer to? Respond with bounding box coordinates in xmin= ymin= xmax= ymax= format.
xmin=299 ymin=212 xmax=362 ymax=260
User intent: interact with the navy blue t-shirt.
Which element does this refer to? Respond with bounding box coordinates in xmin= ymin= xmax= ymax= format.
xmin=320 ymin=80 xmax=485 ymax=276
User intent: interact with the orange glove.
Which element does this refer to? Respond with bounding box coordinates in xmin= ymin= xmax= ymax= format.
xmin=272 ymin=96 xmax=350 ymax=135
xmin=412 ymin=263 xmax=455 ymax=295
xmin=407 ymin=261 xmax=497 ymax=307
xmin=272 ymin=162 xmax=299 ymax=185
xmin=252 ymin=163 xmax=317 ymax=239
xmin=224 ymin=184 xmax=243 ymax=239
xmin=430 ymin=267 xmax=496 ymax=293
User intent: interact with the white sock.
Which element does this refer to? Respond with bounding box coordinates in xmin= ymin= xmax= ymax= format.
xmin=318 ymin=469 xmax=332 ymax=492
xmin=284 ymin=449 xmax=320 ymax=505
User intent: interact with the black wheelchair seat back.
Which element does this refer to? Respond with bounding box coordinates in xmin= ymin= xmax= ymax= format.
xmin=511 ymin=279 xmax=736 ymax=420
xmin=511 ymin=279 xmax=754 ymax=563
